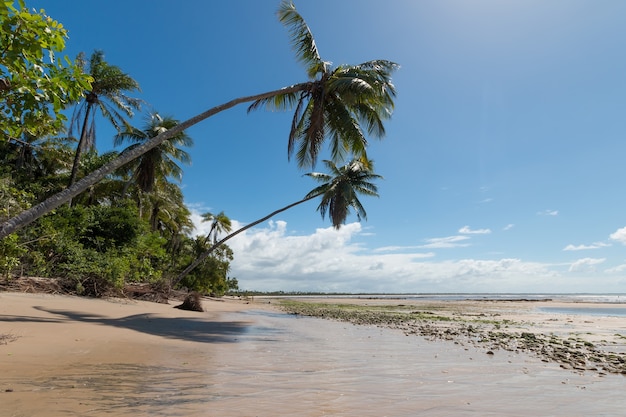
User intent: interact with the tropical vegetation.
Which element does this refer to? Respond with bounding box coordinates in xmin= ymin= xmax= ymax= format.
xmin=0 ymin=1 xmax=397 ymax=298
xmin=68 ymin=50 xmax=141 ymax=187
xmin=0 ymin=0 xmax=92 ymax=140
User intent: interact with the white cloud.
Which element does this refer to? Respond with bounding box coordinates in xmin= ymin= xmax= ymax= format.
xmin=503 ymin=224 xmax=515 ymax=231
xmin=568 ymin=257 xmax=606 ymax=272
xmin=185 ymin=206 xmax=625 ymax=293
xmin=538 ymin=209 xmax=559 ymax=216
xmin=226 ymin=221 xmax=440 ymax=292
xmin=373 ymin=245 xmax=433 ymax=253
xmin=219 ymin=220 xmax=560 ymax=292
xmin=605 ymin=264 xmax=626 ymax=274
xmin=418 ymin=235 xmax=470 ymax=249
xmin=610 ymin=227 xmax=626 ymax=245
xmin=459 ymin=225 xmax=491 ymax=235
xmin=563 ymin=242 xmax=611 ymax=251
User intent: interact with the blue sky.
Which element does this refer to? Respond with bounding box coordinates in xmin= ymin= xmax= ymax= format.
xmin=31 ymin=0 xmax=626 ymax=293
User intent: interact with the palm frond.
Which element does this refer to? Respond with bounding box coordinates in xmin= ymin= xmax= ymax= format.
xmin=98 ymin=101 xmax=129 ymax=132
xmin=302 ymin=158 xmax=381 ymax=228
xmin=277 ymin=1 xmax=326 ymax=78
xmin=324 ymin=98 xmax=367 ymax=161
xmin=116 ymin=112 xmax=193 ymax=193
xmin=247 ymin=88 xmax=303 ymax=112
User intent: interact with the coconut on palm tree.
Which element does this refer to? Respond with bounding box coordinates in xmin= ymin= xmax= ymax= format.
xmin=171 ymin=158 xmax=382 ymax=286
xmin=68 ymin=50 xmax=141 ymax=187
xmin=0 ymin=1 xmax=397 ymax=239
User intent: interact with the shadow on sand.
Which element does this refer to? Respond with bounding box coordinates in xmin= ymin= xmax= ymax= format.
xmin=2 ymin=305 xmax=281 ymax=344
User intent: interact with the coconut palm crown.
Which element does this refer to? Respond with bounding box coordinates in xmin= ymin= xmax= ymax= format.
xmin=114 ymin=113 xmax=193 ymax=194
xmin=306 ymin=158 xmax=382 ymax=229
xmin=202 ymin=211 xmax=233 ymax=244
xmin=68 ymin=50 xmax=141 ymax=186
xmin=172 ymin=157 xmax=382 ymax=285
xmin=248 ymin=1 xmax=398 ymax=169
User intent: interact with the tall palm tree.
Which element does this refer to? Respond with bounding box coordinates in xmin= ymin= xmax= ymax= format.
xmin=202 ymin=211 xmax=232 ymax=244
xmin=0 ymin=1 xmax=397 ymax=238
xmin=114 ymin=113 xmax=192 ymax=194
xmin=68 ymin=50 xmax=141 ymax=187
xmin=248 ymin=2 xmax=398 ymax=168
xmin=171 ymin=158 xmax=382 ymax=286
xmin=144 ymin=179 xmax=193 ymax=235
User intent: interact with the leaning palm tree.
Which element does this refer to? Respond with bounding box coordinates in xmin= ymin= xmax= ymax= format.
xmin=202 ymin=211 xmax=232 ymax=244
xmin=249 ymin=2 xmax=398 ymax=168
xmin=171 ymin=158 xmax=382 ymax=287
xmin=68 ymin=50 xmax=141 ymax=187
xmin=0 ymin=1 xmax=397 ymax=239
xmin=70 ymin=150 xmax=125 ymax=207
xmin=114 ymin=112 xmax=193 ymax=194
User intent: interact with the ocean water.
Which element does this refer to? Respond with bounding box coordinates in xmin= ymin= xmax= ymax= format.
xmin=286 ymin=293 xmax=626 ymax=303
xmin=539 ymin=306 xmax=626 ymax=317
xmin=280 ymin=293 xmax=626 ymax=304
xmin=281 ymin=293 xmax=626 ymax=317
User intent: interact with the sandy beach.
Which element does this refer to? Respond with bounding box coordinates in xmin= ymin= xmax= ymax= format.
xmin=1 ymin=292 xmax=625 ymax=416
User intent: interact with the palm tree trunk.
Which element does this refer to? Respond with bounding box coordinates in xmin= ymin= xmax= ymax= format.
xmin=171 ymin=193 xmax=319 ymax=288
xmin=0 ymin=83 xmax=309 ymax=239
xmin=68 ymin=103 xmax=93 ymax=188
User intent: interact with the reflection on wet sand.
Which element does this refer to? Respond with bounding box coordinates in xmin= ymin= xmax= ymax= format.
xmin=204 ymin=310 xmax=625 ymax=417
xmin=6 ymin=363 xmax=213 ymax=416
xmin=1 ymin=294 xmax=624 ymax=416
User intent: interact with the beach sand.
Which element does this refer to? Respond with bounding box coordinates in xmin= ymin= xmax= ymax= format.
xmin=1 ymin=292 xmax=625 ymax=416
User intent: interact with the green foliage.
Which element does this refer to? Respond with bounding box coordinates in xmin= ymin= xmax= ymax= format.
xmin=201 ymin=211 xmax=232 ymax=244
xmin=0 ymin=175 xmax=33 ymax=221
xmin=306 ymin=158 xmax=381 ymax=229
xmin=0 ymin=233 xmax=25 ymax=278
xmin=13 ymin=200 xmax=173 ymax=291
xmin=1 ymin=136 xmax=72 ymax=189
xmin=67 ymin=50 xmax=141 ymax=187
xmin=177 ymin=238 xmax=237 ymax=296
xmin=0 ymin=1 xmax=92 ymax=139
xmin=0 ymin=2 xmax=389 ymax=298
xmin=127 ymin=232 xmax=168 ymax=282
xmin=114 ymin=113 xmax=192 ymax=194
xmin=81 ymin=203 xmax=142 ymax=250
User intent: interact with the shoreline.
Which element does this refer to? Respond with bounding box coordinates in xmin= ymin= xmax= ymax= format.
xmin=273 ymin=297 xmax=626 ymax=375
xmin=2 ymin=292 xmax=626 ymax=416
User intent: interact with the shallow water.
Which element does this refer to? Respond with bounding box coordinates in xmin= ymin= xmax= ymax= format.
xmin=539 ymin=306 xmax=626 ymax=317
xmin=4 ymin=308 xmax=625 ymax=416
xmin=201 ymin=310 xmax=625 ymax=417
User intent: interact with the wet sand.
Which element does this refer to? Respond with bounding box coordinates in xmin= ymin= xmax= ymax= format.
xmin=1 ymin=293 xmax=625 ymax=416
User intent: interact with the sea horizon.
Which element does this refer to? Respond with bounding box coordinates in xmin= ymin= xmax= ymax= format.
xmin=260 ymin=292 xmax=626 ymax=303
xmin=261 ymin=292 xmax=626 ymax=317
